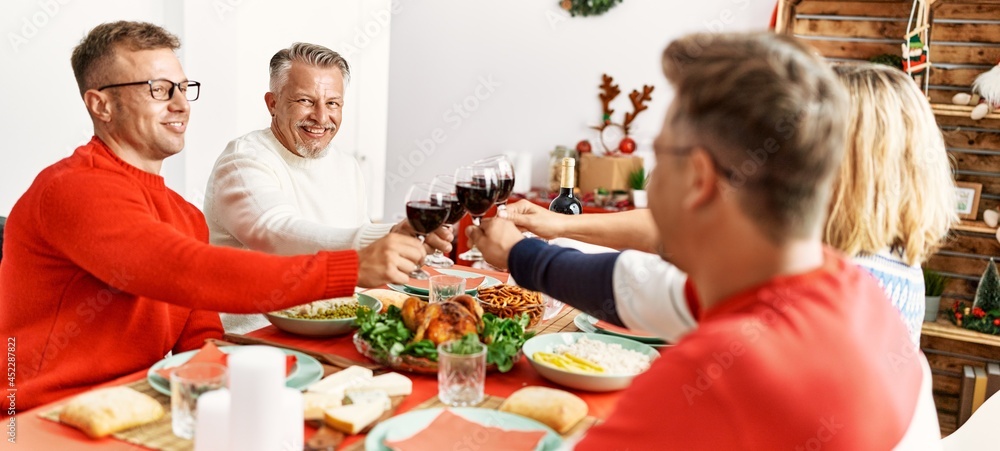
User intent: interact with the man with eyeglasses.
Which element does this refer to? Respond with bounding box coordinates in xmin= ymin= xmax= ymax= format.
xmin=470 ymin=32 xmax=939 ymax=448
xmin=0 ymin=21 xmax=425 ymax=412
xmin=202 ymin=42 xmax=453 ymax=333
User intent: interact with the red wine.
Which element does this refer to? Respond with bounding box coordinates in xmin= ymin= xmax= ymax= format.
xmin=406 ymin=201 xmax=448 ymax=234
xmin=495 ymin=176 xmax=515 ymax=205
xmin=549 ymin=158 xmax=581 ymax=215
xmin=456 ymin=182 xmax=497 ymax=216
xmin=442 ymin=195 xmax=467 ymax=225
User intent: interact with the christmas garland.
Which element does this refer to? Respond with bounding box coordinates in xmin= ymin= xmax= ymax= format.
xmin=560 ymin=0 xmax=623 ymax=17
xmin=951 ymin=304 xmax=1000 ymax=335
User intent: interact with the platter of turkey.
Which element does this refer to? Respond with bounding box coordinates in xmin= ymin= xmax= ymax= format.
xmin=353 ymin=294 xmax=532 ymax=374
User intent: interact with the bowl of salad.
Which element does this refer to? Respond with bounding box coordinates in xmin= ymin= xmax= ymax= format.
xmin=265 ymin=293 xmax=382 ymax=337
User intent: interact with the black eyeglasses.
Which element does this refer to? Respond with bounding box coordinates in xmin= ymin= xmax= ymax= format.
xmin=97 ymin=79 xmax=201 ymax=101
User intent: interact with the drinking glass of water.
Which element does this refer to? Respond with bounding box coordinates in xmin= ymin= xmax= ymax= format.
xmin=437 ymin=339 xmax=485 ymax=407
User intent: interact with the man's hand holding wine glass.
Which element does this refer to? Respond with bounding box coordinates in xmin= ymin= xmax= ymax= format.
xmin=391 ymin=220 xmax=453 ymax=256
xmin=498 ymin=199 xmax=569 ymax=240
xmin=356 ymin=233 xmax=426 ymax=286
xmin=465 ymin=217 xmax=526 ymax=270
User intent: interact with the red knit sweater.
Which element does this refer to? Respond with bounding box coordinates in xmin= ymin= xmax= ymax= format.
xmin=576 ymin=250 xmax=925 ymax=450
xmin=0 ymin=137 xmax=359 ymax=411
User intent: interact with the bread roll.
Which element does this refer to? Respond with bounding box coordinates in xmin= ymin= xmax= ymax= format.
xmin=362 ymin=289 xmax=410 ymax=313
xmin=59 ymin=387 xmax=164 ymax=438
xmin=499 ymin=386 xmax=587 ymax=434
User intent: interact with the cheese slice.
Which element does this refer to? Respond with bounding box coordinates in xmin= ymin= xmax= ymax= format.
xmin=344 ymin=389 xmax=391 ymax=411
xmin=323 ymin=402 xmax=385 ymax=434
xmin=349 ymin=372 xmax=412 ymax=396
xmin=302 ymin=392 xmax=343 ymax=421
xmin=307 ymin=366 xmax=373 ymax=395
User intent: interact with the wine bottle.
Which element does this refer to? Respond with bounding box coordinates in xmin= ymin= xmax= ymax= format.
xmin=549 ymin=157 xmax=582 ymax=215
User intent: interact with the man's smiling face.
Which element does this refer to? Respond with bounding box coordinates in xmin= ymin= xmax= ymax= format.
xmin=266 ymin=62 xmax=344 ymax=158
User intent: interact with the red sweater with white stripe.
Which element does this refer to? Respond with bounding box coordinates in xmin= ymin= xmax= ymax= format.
xmin=0 ymin=137 xmax=359 ymax=411
xmin=576 ymin=250 xmax=925 ymax=450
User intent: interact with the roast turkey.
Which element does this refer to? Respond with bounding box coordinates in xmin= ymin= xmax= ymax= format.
xmin=401 ymin=295 xmax=483 ymax=345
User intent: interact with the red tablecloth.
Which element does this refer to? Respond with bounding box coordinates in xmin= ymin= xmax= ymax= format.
xmin=13 ymin=266 xmax=623 ymax=449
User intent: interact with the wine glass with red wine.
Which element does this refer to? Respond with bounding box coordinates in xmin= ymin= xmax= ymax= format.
xmin=475 ymin=155 xmax=515 ymax=213
xmin=404 ymin=182 xmax=450 ymax=279
xmin=424 ymin=175 xmax=466 ymax=268
xmin=454 ymin=165 xmax=499 ymax=262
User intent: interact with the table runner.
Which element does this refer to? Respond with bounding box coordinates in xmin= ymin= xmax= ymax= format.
xmin=39 ymin=379 xmax=191 ymax=451
xmin=40 ymin=382 xmax=600 ymax=451
xmin=30 ymin=304 xmax=590 ymax=451
xmin=532 ymin=305 xmax=581 ymax=335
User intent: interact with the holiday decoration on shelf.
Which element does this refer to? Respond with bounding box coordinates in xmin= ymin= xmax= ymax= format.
xmin=952 ymin=258 xmax=1000 ymax=335
xmin=902 ymin=0 xmax=931 ymax=94
xmin=559 ymin=0 xmax=623 ymax=17
xmin=619 ymin=137 xmax=636 ymax=154
xmin=976 ymin=258 xmax=1000 ymax=312
xmin=952 ymin=61 xmax=1000 ymax=121
xmin=869 ymin=54 xmax=904 ymax=69
xmin=589 ymin=74 xmax=653 ymax=156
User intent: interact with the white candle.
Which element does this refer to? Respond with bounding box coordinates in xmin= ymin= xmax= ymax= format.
xmin=512 ymin=151 xmax=532 ymax=194
xmin=279 ymin=387 xmax=304 ymax=451
xmin=228 ymin=346 xmax=285 ymax=451
xmin=193 ymin=388 xmax=230 ymax=451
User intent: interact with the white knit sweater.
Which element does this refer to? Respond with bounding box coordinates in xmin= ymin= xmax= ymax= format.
xmin=204 ymin=128 xmax=392 ymax=334
xmin=204 ymin=128 xmax=393 ymax=255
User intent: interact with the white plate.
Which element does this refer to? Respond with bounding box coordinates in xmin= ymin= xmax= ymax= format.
xmin=146 ymin=346 xmax=323 ymax=396
xmin=365 ymin=407 xmax=563 ymax=451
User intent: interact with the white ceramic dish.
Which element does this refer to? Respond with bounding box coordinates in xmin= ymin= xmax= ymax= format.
xmin=265 ymin=293 xmax=381 ymax=337
xmin=522 ymin=332 xmax=659 ymax=392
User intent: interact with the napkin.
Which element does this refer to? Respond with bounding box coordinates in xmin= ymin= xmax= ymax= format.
xmin=155 ymin=342 xmax=296 ymax=379
xmin=385 ymin=409 xmax=547 ymax=451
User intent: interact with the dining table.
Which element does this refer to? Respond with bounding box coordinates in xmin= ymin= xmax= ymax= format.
xmin=12 ymin=265 xmax=631 ymax=450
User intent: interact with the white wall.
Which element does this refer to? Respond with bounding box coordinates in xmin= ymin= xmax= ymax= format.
xmin=0 ymin=0 xmax=393 ymax=218
xmin=382 ymin=0 xmax=774 ymax=220
xmin=0 ymin=0 xmax=165 ymax=215
xmin=1 ymin=0 xmax=775 ymax=221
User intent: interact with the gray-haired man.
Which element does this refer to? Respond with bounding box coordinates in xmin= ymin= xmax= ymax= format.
xmin=204 ymin=43 xmax=449 ymax=333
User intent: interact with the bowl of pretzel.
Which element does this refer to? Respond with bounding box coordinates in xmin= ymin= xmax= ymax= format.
xmin=476 ymin=284 xmax=546 ymax=329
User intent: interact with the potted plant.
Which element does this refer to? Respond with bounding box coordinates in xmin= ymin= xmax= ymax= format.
xmin=593 ymin=187 xmax=610 ymax=207
xmin=628 ymin=167 xmax=649 ymax=208
xmin=923 ymin=268 xmax=946 ymax=322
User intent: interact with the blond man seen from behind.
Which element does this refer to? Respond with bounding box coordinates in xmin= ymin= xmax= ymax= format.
xmin=471 ymin=33 xmax=941 ymax=448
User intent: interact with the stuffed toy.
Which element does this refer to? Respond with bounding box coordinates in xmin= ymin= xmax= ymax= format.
xmin=903 ymin=35 xmax=928 ymax=86
xmin=953 ymin=60 xmax=1000 ymax=120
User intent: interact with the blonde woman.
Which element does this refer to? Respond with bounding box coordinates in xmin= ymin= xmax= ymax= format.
xmin=471 ymin=63 xmax=956 ymax=347
xmin=827 ymin=63 xmax=957 ymax=343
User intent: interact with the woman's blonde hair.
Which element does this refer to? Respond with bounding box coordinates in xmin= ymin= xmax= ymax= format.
xmin=826 ymin=63 xmax=957 ymax=266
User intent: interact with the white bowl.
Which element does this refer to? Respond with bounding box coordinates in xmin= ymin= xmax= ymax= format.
xmin=265 ymin=294 xmax=381 ymax=337
xmin=522 ymin=332 xmax=659 ymax=392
